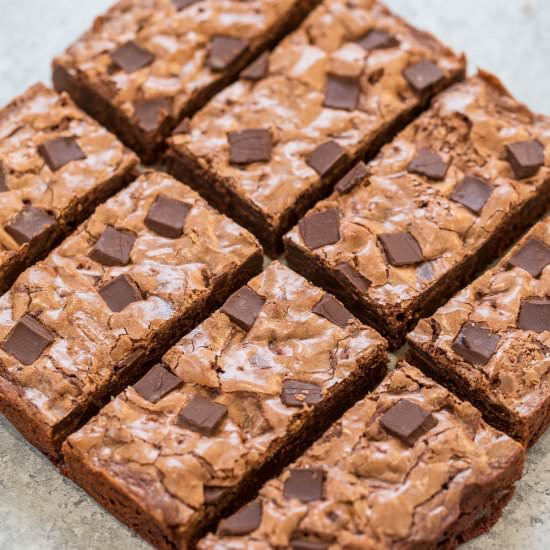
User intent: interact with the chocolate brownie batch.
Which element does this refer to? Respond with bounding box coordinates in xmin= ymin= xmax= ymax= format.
xmin=0 ymin=1 xmax=548 ymax=549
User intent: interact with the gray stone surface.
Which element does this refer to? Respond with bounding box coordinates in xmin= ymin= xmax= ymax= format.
xmin=0 ymin=1 xmax=550 ymax=549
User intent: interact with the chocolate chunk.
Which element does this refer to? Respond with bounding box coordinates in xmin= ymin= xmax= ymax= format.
xmin=378 ymin=232 xmax=424 ymax=266
xmin=5 ymin=206 xmax=55 ymax=245
xmin=38 ymin=137 xmax=86 ymax=171
xmin=145 ymin=194 xmax=191 ymax=238
xmin=218 ymin=500 xmax=262 ymax=536
xmin=450 ymin=175 xmax=493 ymax=214
xmin=0 ymin=166 xmax=7 ymax=192
xmin=281 ymin=380 xmax=323 ymax=407
xmin=306 ymin=140 xmax=346 ymax=177
xmin=133 ymin=363 xmax=182 ymax=403
xmin=283 ymin=468 xmax=324 ymax=502
xmin=324 ymin=74 xmax=360 ymax=111
xmin=452 ymin=322 xmax=500 ymax=365
xmin=312 ymin=294 xmax=354 ymax=328
xmin=110 ymin=41 xmax=155 ymax=73
xmin=177 ymin=395 xmax=228 ymax=436
xmin=228 ymin=129 xmax=272 ymax=165
xmin=203 ymin=487 xmax=227 ymax=505
xmin=335 ymin=262 xmax=370 ymax=293
xmin=172 ymin=0 xmax=199 ymax=9
xmin=207 ymin=36 xmax=248 ymax=71
xmin=134 ymin=98 xmax=171 ymax=132
xmin=241 ymin=51 xmax=269 ymax=81
xmin=407 ymin=148 xmax=450 ymax=181
xmin=335 ymin=161 xmax=368 ymax=194
xmin=221 ymin=286 xmax=266 ymax=331
xmin=403 ymin=60 xmax=444 ymax=94
xmin=98 ymin=274 xmax=143 ymax=313
xmin=506 ymin=139 xmax=545 ymax=179
xmin=89 ymin=226 xmax=136 ymax=266
xmin=509 ymin=238 xmax=550 ymax=278
xmin=357 ymin=29 xmax=399 ymax=51
xmin=298 ymin=209 xmax=340 ymax=250
xmin=291 ymin=539 xmax=329 ymax=550
xmin=1 ymin=315 xmax=54 ymax=365
xmin=517 ymin=298 xmax=550 ymax=333
xmin=380 ymin=399 xmax=438 ymax=445
xmin=172 ymin=118 xmax=191 ymax=135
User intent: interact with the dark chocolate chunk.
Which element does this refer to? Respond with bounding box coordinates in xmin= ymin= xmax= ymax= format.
xmin=38 ymin=137 xmax=86 ymax=171
xmin=133 ymin=98 xmax=171 ymax=132
xmin=298 ymin=209 xmax=340 ymax=250
xmin=335 ymin=161 xmax=368 ymax=194
xmin=508 ymin=238 xmax=550 ymax=278
xmin=403 ymin=60 xmax=444 ymax=94
xmin=110 ymin=41 xmax=155 ymax=73
xmin=335 ymin=262 xmax=370 ymax=293
xmin=324 ymin=74 xmax=360 ymax=111
xmin=380 ymin=399 xmax=438 ymax=445
xmin=407 ymin=148 xmax=450 ymax=181
xmin=133 ymin=363 xmax=182 ymax=403
xmin=241 ymin=51 xmax=269 ymax=81
xmin=218 ymin=500 xmax=262 ymax=536
xmin=228 ymin=129 xmax=272 ymax=165
xmin=1 ymin=315 xmax=54 ymax=365
xmin=145 ymin=194 xmax=191 ymax=238
xmin=172 ymin=0 xmax=199 ymax=9
xmin=283 ymin=468 xmax=324 ymax=502
xmin=207 ymin=36 xmax=248 ymax=71
xmin=172 ymin=118 xmax=191 ymax=135
xmin=221 ymin=286 xmax=266 ymax=331
xmin=517 ymin=298 xmax=550 ymax=333
xmin=203 ymin=487 xmax=227 ymax=505
xmin=312 ymin=294 xmax=354 ymax=328
xmin=306 ymin=140 xmax=346 ymax=177
xmin=452 ymin=322 xmax=500 ymax=366
xmin=506 ymin=139 xmax=545 ymax=179
xmin=5 ymin=206 xmax=55 ymax=245
xmin=281 ymin=380 xmax=323 ymax=407
xmin=0 ymin=165 xmax=7 ymax=192
xmin=357 ymin=29 xmax=399 ymax=51
xmin=89 ymin=226 xmax=136 ymax=266
xmin=98 ymin=274 xmax=143 ymax=313
xmin=450 ymin=175 xmax=493 ymax=214
xmin=378 ymin=232 xmax=423 ymax=266
xmin=291 ymin=539 xmax=329 ymax=550
xmin=177 ymin=395 xmax=228 ymax=436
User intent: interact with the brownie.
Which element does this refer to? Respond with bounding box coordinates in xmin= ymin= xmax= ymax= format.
xmin=199 ymin=362 xmax=524 ymax=550
xmin=0 ymin=171 xmax=262 ymax=461
xmin=165 ymin=0 xmax=465 ymax=256
xmin=52 ymin=0 xmax=318 ymax=162
xmin=284 ymin=72 xmax=550 ymax=348
xmin=62 ymin=262 xmax=388 ymax=550
xmin=0 ymin=83 xmax=137 ymax=294
xmin=408 ymin=216 xmax=550 ymax=447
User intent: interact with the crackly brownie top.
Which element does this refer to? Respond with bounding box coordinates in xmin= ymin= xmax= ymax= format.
xmin=286 ymin=72 xmax=550 ymax=310
xmin=65 ymin=262 xmax=386 ymax=532
xmin=199 ymin=363 xmax=523 ymax=550
xmin=170 ymin=0 xmax=464 ymax=223
xmin=0 ymin=83 xmax=137 ymax=266
xmin=0 ymin=171 xmax=260 ymax=427
xmin=54 ymin=0 xmax=303 ymax=133
xmin=409 ymin=216 xmax=550 ymax=419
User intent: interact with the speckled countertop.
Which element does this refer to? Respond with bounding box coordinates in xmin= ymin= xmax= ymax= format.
xmin=1 ymin=1 xmax=549 ymax=549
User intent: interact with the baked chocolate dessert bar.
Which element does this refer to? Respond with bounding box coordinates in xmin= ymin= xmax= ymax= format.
xmin=200 ymin=362 xmax=524 ymax=550
xmin=285 ymin=72 xmax=550 ymax=348
xmin=0 ymin=171 xmax=262 ymax=461
xmin=408 ymin=216 xmax=550 ymax=447
xmin=0 ymin=83 xmax=137 ymax=294
xmin=62 ymin=262 xmax=388 ymax=550
xmin=53 ymin=0 xmax=318 ymax=162
xmin=165 ymin=0 xmax=465 ymax=255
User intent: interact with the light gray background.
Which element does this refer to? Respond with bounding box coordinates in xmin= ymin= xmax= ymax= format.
xmin=1 ymin=1 xmax=549 ymax=549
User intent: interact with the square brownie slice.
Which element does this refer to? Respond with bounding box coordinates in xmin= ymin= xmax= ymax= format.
xmin=0 ymin=171 xmax=262 ymax=461
xmin=199 ymin=362 xmax=524 ymax=550
xmin=0 ymin=83 xmax=138 ymax=294
xmin=52 ymin=0 xmax=318 ymax=162
xmin=62 ymin=262 xmax=388 ymax=550
xmin=408 ymin=216 xmax=550 ymax=447
xmin=165 ymin=0 xmax=465 ymax=256
xmin=285 ymin=72 xmax=550 ymax=348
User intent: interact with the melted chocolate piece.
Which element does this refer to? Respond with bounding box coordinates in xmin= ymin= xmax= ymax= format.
xmin=133 ymin=363 xmax=182 ymax=403
xmin=452 ymin=322 xmax=500 ymax=365
xmin=380 ymin=399 xmax=438 ymax=445
xmin=298 ymin=209 xmax=340 ymax=250
xmin=177 ymin=395 xmax=228 ymax=436
xmin=221 ymin=286 xmax=266 ymax=331
xmin=1 ymin=315 xmax=54 ymax=365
